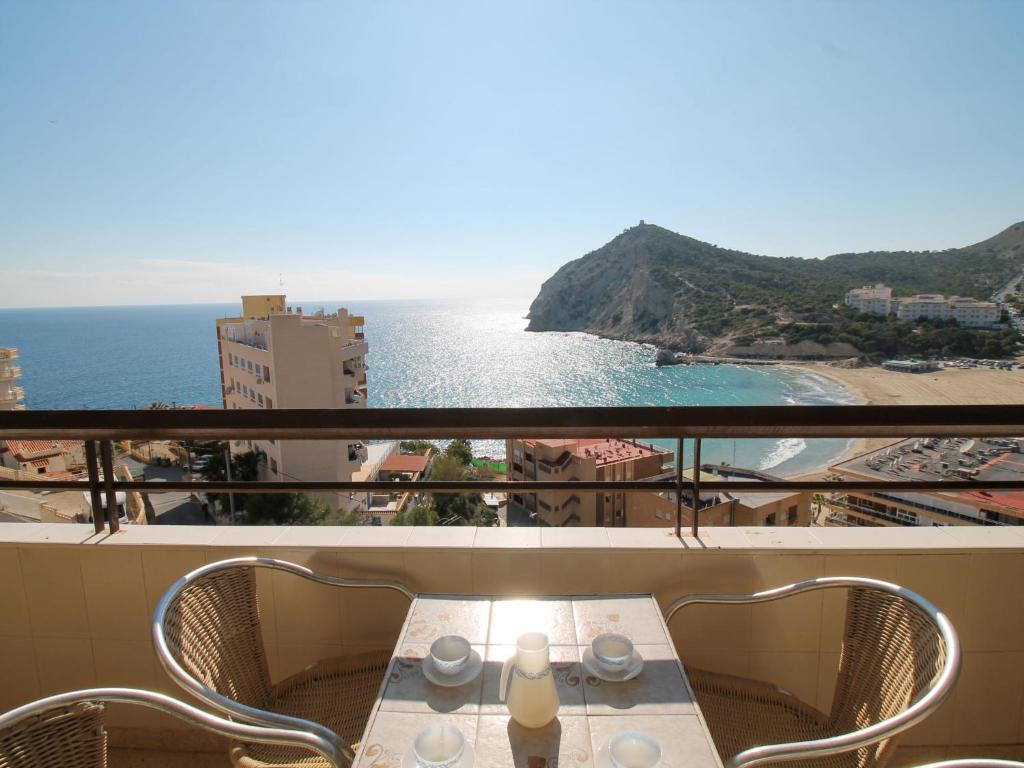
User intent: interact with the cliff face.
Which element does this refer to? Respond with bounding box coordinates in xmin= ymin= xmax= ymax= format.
xmin=526 ymin=224 xmax=742 ymax=352
xmin=526 ymin=221 xmax=1024 ymax=356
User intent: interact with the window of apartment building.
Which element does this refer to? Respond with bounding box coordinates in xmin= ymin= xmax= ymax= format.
xmin=765 ymin=512 xmax=776 ymax=525
xmin=787 ymin=505 xmax=798 ymax=524
xmin=982 ymin=508 xmax=1024 ymax=526
xmin=269 ymin=458 xmax=278 ymax=474
xmin=266 ymin=397 xmax=273 ymax=409
xmin=258 ymin=393 xmax=264 ymax=406
xmin=263 ymin=365 xmax=271 ymax=382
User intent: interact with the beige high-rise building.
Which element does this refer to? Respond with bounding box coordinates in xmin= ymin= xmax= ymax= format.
xmin=506 ymin=438 xmax=671 ymax=526
xmin=216 ymin=295 xmax=369 ymax=511
xmin=0 ymin=348 xmax=25 ymax=411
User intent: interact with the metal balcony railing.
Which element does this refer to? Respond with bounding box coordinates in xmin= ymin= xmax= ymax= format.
xmin=0 ymin=405 xmax=1023 ymax=535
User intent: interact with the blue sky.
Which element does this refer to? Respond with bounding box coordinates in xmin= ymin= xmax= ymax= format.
xmin=1 ymin=0 xmax=1022 ymax=308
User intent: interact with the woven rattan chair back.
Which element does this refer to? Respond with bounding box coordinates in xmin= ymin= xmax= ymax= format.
xmin=162 ymin=566 xmax=273 ymax=710
xmin=828 ymin=587 xmax=948 ymax=768
xmin=0 ymin=701 xmax=105 ymax=768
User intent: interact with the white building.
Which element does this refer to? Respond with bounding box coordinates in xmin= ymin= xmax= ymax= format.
xmin=217 ymin=295 xmax=370 ymax=512
xmin=895 ymin=294 xmax=1001 ymax=327
xmin=947 ymin=297 xmax=1002 ymax=328
xmin=894 ymin=294 xmax=950 ymax=322
xmin=846 ymin=285 xmax=1001 ymax=328
xmin=844 ymin=284 xmax=892 ymax=316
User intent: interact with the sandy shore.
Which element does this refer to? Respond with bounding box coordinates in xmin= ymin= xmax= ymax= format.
xmin=782 ymin=363 xmax=1024 ymax=478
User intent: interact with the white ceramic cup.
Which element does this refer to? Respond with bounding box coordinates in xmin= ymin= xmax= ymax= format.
xmin=413 ymin=723 xmax=465 ymax=768
xmin=592 ymin=633 xmax=634 ymax=672
xmin=429 ymin=635 xmax=471 ymax=676
xmin=608 ymin=731 xmax=662 ymax=768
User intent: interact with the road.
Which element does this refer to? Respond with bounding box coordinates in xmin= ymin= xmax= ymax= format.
xmin=140 ymin=465 xmax=213 ymax=525
xmin=991 ymin=266 xmax=1024 ymax=336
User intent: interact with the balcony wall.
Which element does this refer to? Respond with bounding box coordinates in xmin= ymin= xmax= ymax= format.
xmin=0 ymin=523 xmax=1022 ymax=761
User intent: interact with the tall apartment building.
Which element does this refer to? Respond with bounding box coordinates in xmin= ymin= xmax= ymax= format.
xmin=844 ymin=284 xmax=892 ymax=316
xmin=827 ymin=437 xmax=1024 ymax=527
xmin=844 ymin=284 xmax=1000 ymax=328
xmin=0 ymin=348 xmax=25 ymax=411
xmin=216 ymin=295 xmax=369 ymax=511
xmin=506 ymin=438 xmax=671 ymax=526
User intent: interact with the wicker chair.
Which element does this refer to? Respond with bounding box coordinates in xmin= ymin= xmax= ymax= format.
xmin=665 ymin=577 xmax=961 ymax=768
xmin=153 ymin=556 xmax=414 ymax=768
xmin=0 ymin=687 xmax=342 ymax=767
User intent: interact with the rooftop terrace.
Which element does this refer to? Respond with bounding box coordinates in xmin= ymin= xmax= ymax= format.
xmin=834 ymin=437 xmax=1024 ymax=491
xmin=524 ymin=437 xmax=669 ymax=467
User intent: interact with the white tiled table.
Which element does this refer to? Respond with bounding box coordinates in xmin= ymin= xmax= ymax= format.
xmin=355 ymin=594 xmax=722 ymax=768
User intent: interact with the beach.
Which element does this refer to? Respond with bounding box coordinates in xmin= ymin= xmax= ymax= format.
xmin=785 ymin=363 xmax=1024 ymax=477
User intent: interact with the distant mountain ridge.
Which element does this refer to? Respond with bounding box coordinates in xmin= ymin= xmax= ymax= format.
xmin=526 ymin=221 xmax=1024 ymax=358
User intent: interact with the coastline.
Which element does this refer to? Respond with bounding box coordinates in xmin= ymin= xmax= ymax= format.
xmin=781 ymin=363 xmax=1024 ymax=479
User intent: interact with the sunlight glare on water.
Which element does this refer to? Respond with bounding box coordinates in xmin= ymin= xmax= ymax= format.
xmin=0 ymin=296 xmax=859 ymax=476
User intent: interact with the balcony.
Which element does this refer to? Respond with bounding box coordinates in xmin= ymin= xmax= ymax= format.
xmin=1 ymin=522 xmax=1022 ymax=766
xmin=0 ymin=405 xmax=1022 ymax=766
xmin=341 ymin=339 xmax=369 ymax=361
xmin=0 ymin=386 xmax=25 ymax=405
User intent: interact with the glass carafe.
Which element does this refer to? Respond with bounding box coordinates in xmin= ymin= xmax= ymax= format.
xmin=499 ymin=632 xmax=560 ymax=728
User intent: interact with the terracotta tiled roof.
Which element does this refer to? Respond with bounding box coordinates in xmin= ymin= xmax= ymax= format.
xmin=963 ymin=491 xmax=1024 ymax=512
xmin=4 ymin=440 xmax=80 ymax=462
xmin=380 ymin=453 xmax=431 ymax=474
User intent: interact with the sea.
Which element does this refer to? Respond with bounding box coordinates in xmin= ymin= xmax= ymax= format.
xmin=0 ymin=297 xmax=859 ymax=476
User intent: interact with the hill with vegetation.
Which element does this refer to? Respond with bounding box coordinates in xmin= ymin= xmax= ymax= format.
xmin=525 ymin=221 xmax=1024 ymax=360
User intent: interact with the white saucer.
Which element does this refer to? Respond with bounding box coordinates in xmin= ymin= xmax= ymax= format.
xmin=401 ymin=742 xmax=475 ymax=768
xmin=582 ymin=648 xmax=644 ymax=682
xmin=421 ymin=650 xmax=483 ymax=688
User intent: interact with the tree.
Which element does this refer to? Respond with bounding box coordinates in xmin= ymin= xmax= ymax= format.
xmin=199 ymin=446 xmax=261 ymax=513
xmin=444 ymin=439 xmax=473 ymax=465
xmin=390 ymin=504 xmax=439 ymax=526
xmin=401 ymin=440 xmax=438 ymax=455
xmin=427 ymin=455 xmax=496 ymax=526
xmin=244 ymin=492 xmax=362 ymax=526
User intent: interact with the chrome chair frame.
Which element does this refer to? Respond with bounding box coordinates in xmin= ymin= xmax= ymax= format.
xmin=0 ymin=687 xmax=342 ymax=767
xmin=152 ymin=556 xmax=414 ymax=764
xmin=665 ymin=576 xmax=962 ymax=768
